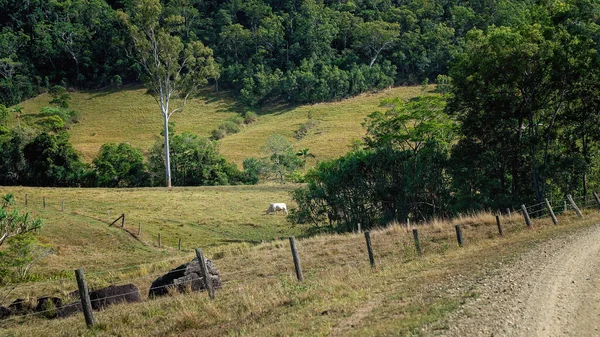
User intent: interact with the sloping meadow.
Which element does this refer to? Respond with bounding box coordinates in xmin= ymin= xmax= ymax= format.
xmin=2 ymin=185 xmax=599 ymax=336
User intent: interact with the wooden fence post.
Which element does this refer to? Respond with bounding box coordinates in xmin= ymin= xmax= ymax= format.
xmin=521 ymin=205 xmax=532 ymax=227
xmin=412 ymin=229 xmax=422 ymax=256
xmin=195 ymin=248 xmax=215 ymax=299
xmin=357 ymin=223 xmax=361 ymax=233
xmin=62 ymin=200 xmax=65 ymax=212
xmin=25 ymin=194 xmax=28 ymax=207
xmin=43 ymin=196 xmax=46 ymax=208
xmin=564 ymin=200 xmax=568 ymax=213
xmin=121 ymin=214 xmax=125 ymax=227
xmin=496 ymin=215 xmax=503 ymax=236
xmin=455 ymin=225 xmax=464 ymax=246
xmin=364 ymin=231 xmax=375 ymax=268
xmin=506 ymin=208 xmax=511 ymax=217
xmin=593 ymin=192 xmax=600 ymax=208
xmin=545 ymin=199 xmax=558 ymax=225
xmin=158 ymin=233 xmax=161 ymax=247
xmin=74 ymin=268 xmax=96 ymax=328
xmin=567 ymin=195 xmax=583 ymax=217
xmin=138 ymin=223 xmax=141 ymax=236
xmin=107 ymin=210 xmax=110 ymax=222
xmin=289 ymin=236 xmax=304 ymax=281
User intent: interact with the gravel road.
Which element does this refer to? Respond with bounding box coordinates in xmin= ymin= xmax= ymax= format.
xmin=430 ymin=223 xmax=600 ymax=337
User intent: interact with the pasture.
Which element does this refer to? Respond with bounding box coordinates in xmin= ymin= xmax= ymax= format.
xmin=0 ymin=185 xmax=305 ymax=277
xmin=15 ymin=86 xmax=424 ymax=166
xmin=1 ymin=185 xmax=599 ymax=336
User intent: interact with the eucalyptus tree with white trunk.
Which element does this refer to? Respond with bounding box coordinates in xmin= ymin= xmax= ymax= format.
xmin=353 ymin=21 xmax=400 ymax=68
xmin=118 ymin=0 xmax=219 ymax=187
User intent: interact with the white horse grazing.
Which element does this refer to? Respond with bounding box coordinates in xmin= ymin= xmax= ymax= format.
xmin=266 ymin=203 xmax=288 ymax=215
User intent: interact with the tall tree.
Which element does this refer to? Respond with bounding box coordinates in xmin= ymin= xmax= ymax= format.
xmin=118 ymin=0 xmax=219 ymax=187
xmin=353 ymin=21 xmax=400 ymax=68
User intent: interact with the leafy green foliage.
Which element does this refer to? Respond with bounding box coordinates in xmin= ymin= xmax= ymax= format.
xmin=22 ymin=132 xmax=89 ymax=187
xmin=435 ymin=75 xmax=452 ymax=94
xmin=262 ymin=135 xmax=303 ymax=184
xmin=93 ymin=143 xmax=149 ymax=187
xmin=0 ymin=233 xmax=54 ymax=285
xmin=1 ymin=0 xmax=551 ymax=106
xmin=0 ymin=194 xmax=42 ymax=248
xmin=364 ymin=96 xmax=455 ymax=153
xmin=242 ymin=157 xmax=271 ymax=184
xmin=0 ymin=104 xmax=8 ymax=125
xmin=34 ymin=115 xmax=65 ymax=132
xmin=290 ymin=144 xmax=451 ymax=231
xmin=448 ymin=5 xmax=600 ymax=209
xmin=292 ymin=96 xmax=453 ymax=230
xmin=0 ymin=0 xmax=135 ymax=105
xmin=48 ymin=85 xmax=71 ymax=109
xmin=149 ymin=131 xmax=244 ymax=186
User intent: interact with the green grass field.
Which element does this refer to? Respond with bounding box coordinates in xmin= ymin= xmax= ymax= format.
xmin=16 ymin=85 xmax=424 ymax=166
xmin=0 ymin=185 xmax=306 ymax=278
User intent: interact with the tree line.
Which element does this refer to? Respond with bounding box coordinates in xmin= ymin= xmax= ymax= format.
xmin=0 ymin=0 xmax=558 ymax=107
xmin=290 ymin=1 xmax=600 ymax=231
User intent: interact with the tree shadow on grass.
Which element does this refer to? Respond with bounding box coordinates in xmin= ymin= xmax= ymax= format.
xmin=83 ymin=84 xmax=145 ymax=100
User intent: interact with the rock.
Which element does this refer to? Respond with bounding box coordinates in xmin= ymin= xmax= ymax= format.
xmin=89 ymin=284 xmax=142 ymax=310
xmin=8 ymin=298 xmax=35 ymax=315
xmin=56 ymin=301 xmax=82 ymax=318
xmin=0 ymin=306 xmax=11 ymax=319
xmin=35 ymin=296 xmax=63 ymax=318
xmin=149 ymin=257 xmax=221 ymax=297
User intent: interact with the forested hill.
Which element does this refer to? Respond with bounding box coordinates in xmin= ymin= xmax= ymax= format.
xmin=3 ymin=0 xmax=532 ymax=107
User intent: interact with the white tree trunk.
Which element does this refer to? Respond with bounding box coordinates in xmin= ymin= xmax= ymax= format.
xmin=163 ymin=114 xmax=172 ymax=188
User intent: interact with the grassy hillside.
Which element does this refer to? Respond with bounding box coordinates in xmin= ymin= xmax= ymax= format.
xmin=0 ymin=185 xmax=306 ymax=278
xmin=16 ymin=86 xmax=424 ymax=165
xmin=1 ymin=187 xmax=598 ymax=336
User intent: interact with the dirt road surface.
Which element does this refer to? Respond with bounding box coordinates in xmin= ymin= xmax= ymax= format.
xmin=431 ymin=223 xmax=600 ymax=337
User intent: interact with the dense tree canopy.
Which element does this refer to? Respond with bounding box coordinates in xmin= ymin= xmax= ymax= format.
xmin=3 ymin=0 xmax=582 ymax=106
xmin=291 ymin=0 xmax=600 ymax=231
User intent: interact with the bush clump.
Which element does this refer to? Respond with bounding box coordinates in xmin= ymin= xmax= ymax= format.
xmin=244 ymin=111 xmax=258 ymax=124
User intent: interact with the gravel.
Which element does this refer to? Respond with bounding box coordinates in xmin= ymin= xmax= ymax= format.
xmin=426 ymin=223 xmax=600 ymax=337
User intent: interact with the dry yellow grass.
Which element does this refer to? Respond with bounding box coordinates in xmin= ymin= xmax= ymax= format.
xmin=16 ymin=86 xmax=239 ymax=162
xmin=1 ymin=198 xmax=599 ymax=336
xmin=219 ymin=86 xmax=424 ymax=166
xmin=15 ymin=86 xmax=424 ymax=166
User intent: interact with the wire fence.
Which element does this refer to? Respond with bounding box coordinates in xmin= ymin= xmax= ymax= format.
xmin=1 ymin=192 xmax=599 ymax=329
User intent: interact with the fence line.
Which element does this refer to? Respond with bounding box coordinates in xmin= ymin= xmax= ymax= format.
xmin=2 ymin=192 xmax=600 ymax=329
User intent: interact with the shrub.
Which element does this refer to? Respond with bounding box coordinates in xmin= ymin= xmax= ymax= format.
xmin=244 ymin=111 xmax=258 ymax=124
xmin=39 ymin=106 xmax=79 ymax=125
xmin=48 ymin=85 xmax=70 ymax=109
xmin=211 ymin=128 xmax=227 ymax=140
xmin=242 ymin=157 xmax=270 ymax=184
xmin=295 ymin=118 xmax=319 ymax=140
xmin=218 ymin=120 xmax=241 ymax=134
xmin=149 ymin=131 xmax=244 ymax=186
xmin=35 ymin=115 xmax=65 ymax=132
xmin=22 ymin=132 xmax=89 ymax=186
xmin=229 ymin=116 xmax=245 ymax=125
xmin=435 ymin=74 xmax=452 ymax=94
xmin=93 ymin=143 xmax=149 ymax=187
